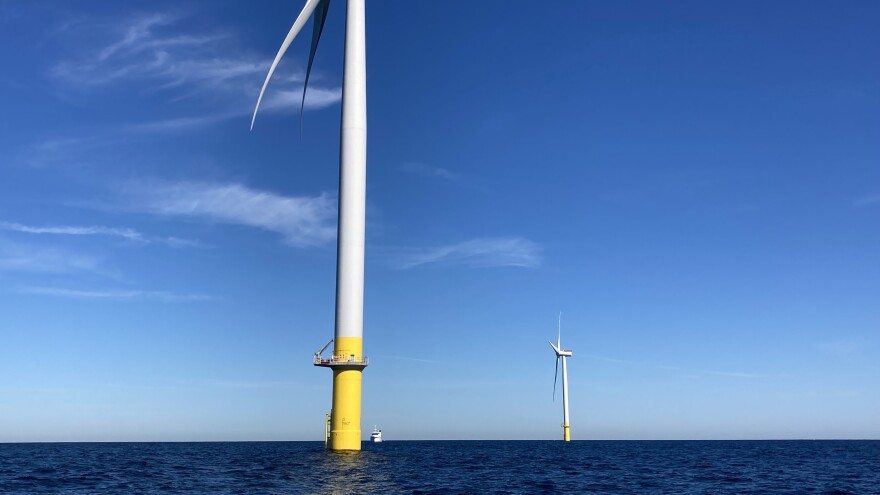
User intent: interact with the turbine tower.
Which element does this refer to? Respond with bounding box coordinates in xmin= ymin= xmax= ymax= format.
xmin=549 ymin=314 xmax=573 ymax=442
xmin=252 ymin=0 xmax=369 ymax=451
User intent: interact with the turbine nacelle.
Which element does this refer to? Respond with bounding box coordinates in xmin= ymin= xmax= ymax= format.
xmin=548 ymin=341 xmax=572 ymax=357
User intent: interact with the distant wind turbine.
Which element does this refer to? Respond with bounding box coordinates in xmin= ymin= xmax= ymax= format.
xmin=251 ymin=0 xmax=369 ymax=451
xmin=549 ymin=313 xmax=573 ymax=442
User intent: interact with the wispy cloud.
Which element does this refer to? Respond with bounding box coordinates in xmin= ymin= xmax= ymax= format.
xmin=21 ymin=135 xmax=128 ymax=168
xmin=127 ymin=86 xmax=343 ymax=134
xmin=1 ymin=221 xmax=204 ymax=248
xmin=0 ymin=239 xmax=101 ymax=274
xmin=261 ymin=87 xmax=345 ymax=113
xmin=393 ymin=237 xmax=541 ymax=269
xmin=125 ymin=181 xmax=336 ymax=247
xmin=853 ymin=194 xmax=880 ymax=208
xmin=49 ymin=12 xmax=341 ymax=131
xmin=125 ymin=113 xmax=237 ymax=134
xmin=52 ymin=13 xmax=249 ymax=89
xmin=399 ymin=163 xmax=461 ymax=182
xmin=2 ymin=222 xmax=142 ymax=240
xmin=19 ymin=286 xmax=215 ymax=302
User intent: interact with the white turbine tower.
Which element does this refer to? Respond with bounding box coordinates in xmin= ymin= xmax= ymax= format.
xmin=549 ymin=313 xmax=573 ymax=442
xmin=251 ymin=0 xmax=369 ymax=451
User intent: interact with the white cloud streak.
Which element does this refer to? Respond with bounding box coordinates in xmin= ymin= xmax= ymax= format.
xmin=23 ymin=135 xmax=127 ymax=168
xmin=126 ymin=114 xmax=237 ymax=133
xmin=50 ymin=12 xmax=341 ymax=131
xmin=0 ymin=240 xmax=100 ymax=274
xmin=399 ymin=163 xmax=460 ymax=181
xmin=3 ymin=222 xmax=142 ymax=240
xmin=127 ymin=181 xmax=336 ymax=247
xmin=128 ymin=86 xmax=343 ymax=133
xmin=261 ymin=87 xmax=344 ymax=112
xmin=853 ymin=194 xmax=880 ymax=208
xmin=394 ymin=237 xmax=541 ymax=269
xmin=19 ymin=286 xmax=214 ymax=302
xmin=1 ymin=221 xmax=203 ymax=248
xmin=52 ymin=14 xmax=249 ymax=89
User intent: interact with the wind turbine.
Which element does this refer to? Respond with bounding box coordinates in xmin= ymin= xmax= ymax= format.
xmin=549 ymin=313 xmax=573 ymax=442
xmin=252 ymin=0 xmax=369 ymax=451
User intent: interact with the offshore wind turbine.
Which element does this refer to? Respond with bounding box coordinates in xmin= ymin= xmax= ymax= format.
xmin=549 ymin=314 xmax=573 ymax=442
xmin=252 ymin=0 xmax=369 ymax=451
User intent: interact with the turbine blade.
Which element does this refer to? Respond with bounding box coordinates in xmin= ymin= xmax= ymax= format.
xmin=251 ymin=0 xmax=324 ymax=130
xmin=300 ymin=0 xmax=331 ymax=137
xmin=553 ymin=356 xmax=559 ymax=401
xmin=549 ymin=340 xmax=560 ymax=354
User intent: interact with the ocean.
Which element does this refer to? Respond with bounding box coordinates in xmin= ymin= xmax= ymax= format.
xmin=1 ymin=440 xmax=877 ymax=494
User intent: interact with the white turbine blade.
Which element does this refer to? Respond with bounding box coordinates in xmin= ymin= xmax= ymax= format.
xmin=251 ymin=0 xmax=324 ymax=130
xmin=553 ymin=356 xmax=559 ymax=401
xmin=549 ymin=340 xmax=560 ymax=354
xmin=300 ymin=0 xmax=331 ymax=137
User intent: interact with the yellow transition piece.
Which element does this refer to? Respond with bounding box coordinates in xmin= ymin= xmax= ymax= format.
xmin=329 ymin=336 xmax=364 ymax=451
xmin=563 ymin=423 xmax=571 ymax=442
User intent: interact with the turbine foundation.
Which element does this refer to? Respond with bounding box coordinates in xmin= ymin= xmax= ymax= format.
xmin=315 ymin=336 xmax=367 ymax=450
xmin=330 ymin=368 xmax=363 ymax=450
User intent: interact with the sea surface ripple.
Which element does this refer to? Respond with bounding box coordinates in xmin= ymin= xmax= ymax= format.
xmin=1 ymin=440 xmax=877 ymax=494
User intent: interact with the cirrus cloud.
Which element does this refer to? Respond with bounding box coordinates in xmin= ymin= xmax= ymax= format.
xmin=392 ymin=237 xmax=541 ymax=269
xmin=19 ymin=286 xmax=215 ymax=303
xmin=125 ymin=181 xmax=337 ymax=247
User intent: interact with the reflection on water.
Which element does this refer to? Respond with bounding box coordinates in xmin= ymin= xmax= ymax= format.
xmin=303 ymin=447 xmax=396 ymax=495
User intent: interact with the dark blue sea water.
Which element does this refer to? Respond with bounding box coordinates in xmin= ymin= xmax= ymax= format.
xmin=1 ymin=441 xmax=877 ymax=494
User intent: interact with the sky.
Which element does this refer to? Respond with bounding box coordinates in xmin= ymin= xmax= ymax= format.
xmin=0 ymin=0 xmax=878 ymax=442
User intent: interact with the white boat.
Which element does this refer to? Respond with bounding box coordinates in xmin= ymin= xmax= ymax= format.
xmin=370 ymin=426 xmax=382 ymax=443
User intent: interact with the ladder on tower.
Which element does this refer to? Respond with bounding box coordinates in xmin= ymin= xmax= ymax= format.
xmin=324 ymin=412 xmax=331 ymax=447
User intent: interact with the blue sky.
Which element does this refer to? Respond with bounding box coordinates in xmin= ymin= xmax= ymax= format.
xmin=0 ymin=0 xmax=878 ymax=441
